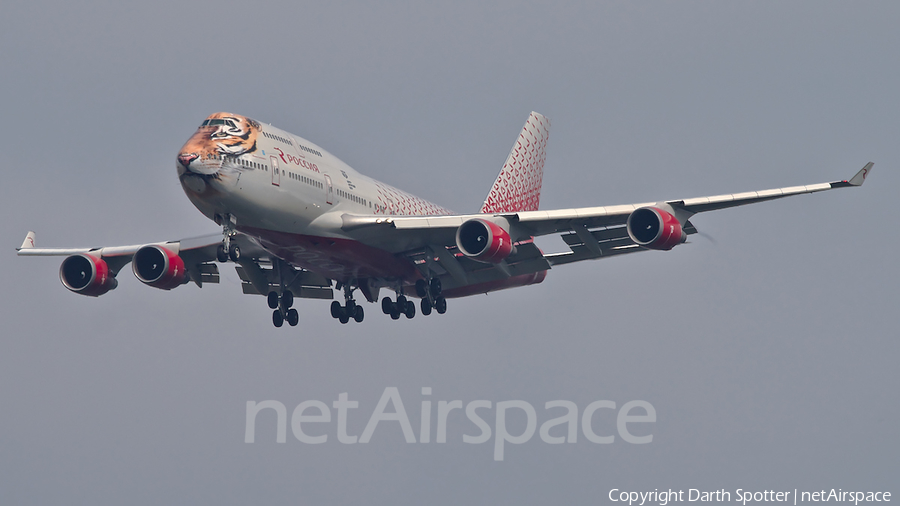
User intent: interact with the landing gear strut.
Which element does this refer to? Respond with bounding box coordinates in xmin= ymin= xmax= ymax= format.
xmin=331 ymin=282 xmax=364 ymax=324
xmin=402 ymin=277 xmax=445 ymax=319
xmin=216 ymin=214 xmax=241 ymax=262
xmin=267 ymin=260 xmax=300 ymax=328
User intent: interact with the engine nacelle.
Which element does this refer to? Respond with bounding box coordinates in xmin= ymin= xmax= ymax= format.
xmin=59 ymin=254 xmax=118 ymax=297
xmin=626 ymin=207 xmax=687 ymax=251
xmin=132 ymin=245 xmax=189 ymax=290
xmin=456 ymin=218 xmax=515 ymax=263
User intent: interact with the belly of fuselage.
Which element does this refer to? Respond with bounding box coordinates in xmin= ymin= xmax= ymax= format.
xmin=239 ymin=225 xmax=416 ymax=282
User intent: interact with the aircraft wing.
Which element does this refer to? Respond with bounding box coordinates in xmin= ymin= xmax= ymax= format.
xmin=16 ymin=232 xmax=333 ymax=299
xmin=16 ymin=233 xmax=226 ymax=279
xmin=341 ymin=163 xmax=872 ymax=287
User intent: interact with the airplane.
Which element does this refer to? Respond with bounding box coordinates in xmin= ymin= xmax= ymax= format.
xmin=17 ymin=111 xmax=873 ymax=327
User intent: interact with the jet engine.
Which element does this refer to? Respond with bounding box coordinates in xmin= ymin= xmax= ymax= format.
xmin=456 ymin=218 xmax=515 ymax=263
xmin=626 ymin=207 xmax=687 ymax=251
xmin=132 ymin=245 xmax=189 ymax=290
xmin=59 ymin=254 xmax=118 ymax=297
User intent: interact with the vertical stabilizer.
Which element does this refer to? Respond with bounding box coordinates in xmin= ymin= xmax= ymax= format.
xmin=480 ymin=112 xmax=550 ymax=213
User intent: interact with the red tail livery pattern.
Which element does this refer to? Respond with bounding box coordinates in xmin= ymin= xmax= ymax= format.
xmin=373 ymin=182 xmax=453 ymax=216
xmin=481 ymin=112 xmax=550 ymax=214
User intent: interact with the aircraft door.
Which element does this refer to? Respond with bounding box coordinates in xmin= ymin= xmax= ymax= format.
xmin=324 ymin=174 xmax=333 ymax=204
xmin=271 ymin=156 xmax=281 ymax=186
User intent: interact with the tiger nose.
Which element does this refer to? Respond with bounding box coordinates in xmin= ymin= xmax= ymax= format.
xmin=178 ymin=153 xmax=199 ymax=168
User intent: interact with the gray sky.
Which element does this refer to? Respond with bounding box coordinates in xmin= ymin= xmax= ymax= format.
xmin=2 ymin=1 xmax=897 ymax=504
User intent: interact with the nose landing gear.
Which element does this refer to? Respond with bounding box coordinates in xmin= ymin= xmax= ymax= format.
xmin=215 ymin=214 xmax=241 ymax=262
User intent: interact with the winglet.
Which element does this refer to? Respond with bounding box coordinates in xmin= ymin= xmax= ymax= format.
xmin=848 ymin=162 xmax=873 ymax=186
xmin=18 ymin=231 xmax=36 ymax=251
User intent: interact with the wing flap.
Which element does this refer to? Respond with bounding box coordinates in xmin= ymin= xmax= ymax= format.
xmin=545 ymin=244 xmax=642 ymax=266
xmin=240 ymin=283 xmax=333 ymax=299
xmin=234 ymin=260 xmax=334 ymax=300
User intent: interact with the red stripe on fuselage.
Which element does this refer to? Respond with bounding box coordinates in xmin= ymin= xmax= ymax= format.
xmin=437 ymin=270 xmax=547 ymax=299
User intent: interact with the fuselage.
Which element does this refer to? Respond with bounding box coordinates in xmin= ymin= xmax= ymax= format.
xmin=176 ymin=112 xmax=455 ymax=284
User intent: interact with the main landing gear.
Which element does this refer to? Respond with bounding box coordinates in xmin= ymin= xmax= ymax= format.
xmin=331 ymin=282 xmax=364 ymax=324
xmin=268 ymin=289 xmax=299 ymax=328
xmin=381 ymin=277 xmax=447 ymax=320
xmin=381 ymin=293 xmax=415 ymax=320
xmin=267 ymin=259 xmax=302 ymax=329
xmin=417 ymin=277 xmax=447 ymax=316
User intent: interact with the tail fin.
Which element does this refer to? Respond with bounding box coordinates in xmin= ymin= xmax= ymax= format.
xmin=480 ymin=112 xmax=550 ymax=213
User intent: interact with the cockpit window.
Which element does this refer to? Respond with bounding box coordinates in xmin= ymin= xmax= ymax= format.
xmin=200 ymin=119 xmax=236 ymax=127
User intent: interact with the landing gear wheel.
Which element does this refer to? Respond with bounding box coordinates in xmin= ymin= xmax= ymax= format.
xmin=216 ymin=244 xmax=228 ymax=263
xmin=396 ymin=294 xmax=407 ymax=308
xmin=404 ymin=300 xmax=416 ymax=319
xmin=346 ymin=299 xmax=356 ymax=316
xmin=390 ymin=305 xmax=401 ymax=320
xmin=382 ymin=297 xmax=393 ymax=315
xmin=339 ymin=313 xmax=350 ymax=324
xmin=430 ymin=278 xmax=442 ymax=297
xmin=415 ymin=279 xmax=428 ymax=298
xmin=272 ymin=309 xmax=284 ymax=327
xmin=267 ymin=291 xmax=279 ymax=309
xmin=421 ymin=297 xmax=433 ymax=316
xmin=331 ymin=301 xmax=343 ymax=319
xmin=286 ymin=308 xmax=299 ymax=326
xmin=228 ymin=244 xmax=241 ymax=262
xmin=282 ymin=290 xmax=294 ymax=308
xmin=435 ymin=296 xmax=447 ymax=314
xmin=353 ymin=305 xmax=364 ymax=323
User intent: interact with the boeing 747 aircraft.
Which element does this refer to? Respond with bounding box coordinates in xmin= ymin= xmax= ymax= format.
xmin=17 ymin=112 xmax=872 ymax=327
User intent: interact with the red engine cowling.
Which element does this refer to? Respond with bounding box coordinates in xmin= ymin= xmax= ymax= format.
xmin=456 ymin=218 xmax=515 ymax=263
xmin=626 ymin=207 xmax=686 ymax=251
xmin=59 ymin=254 xmax=118 ymax=297
xmin=132 ymin=245 xmax=189 ymax=290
